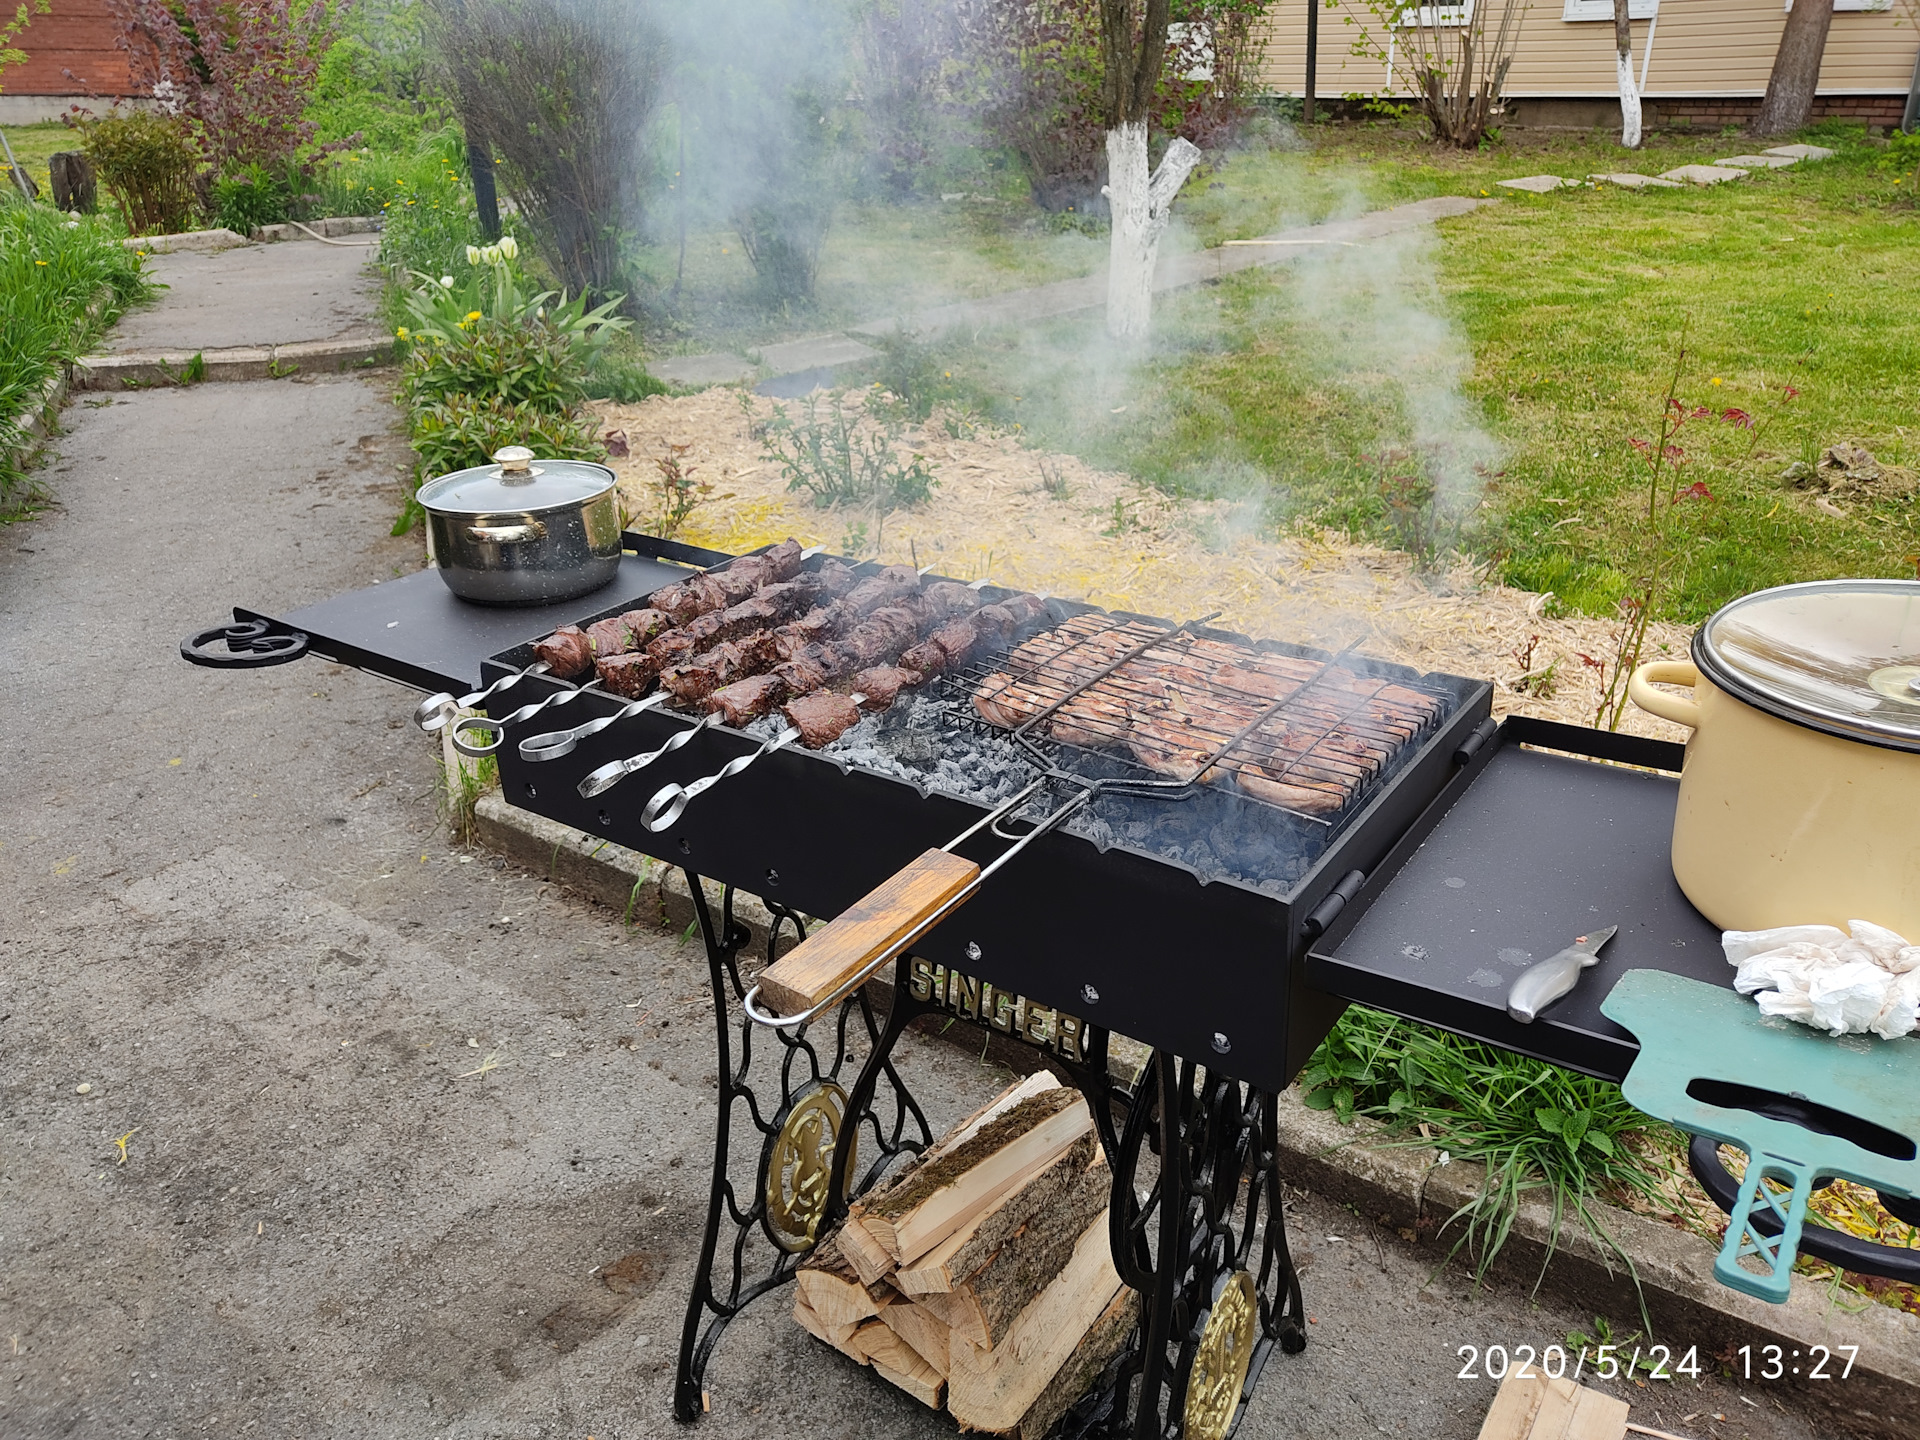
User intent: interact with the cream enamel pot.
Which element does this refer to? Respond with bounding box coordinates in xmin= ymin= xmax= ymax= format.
xmin=1628 ymin=579 xmax=1920 ymax=937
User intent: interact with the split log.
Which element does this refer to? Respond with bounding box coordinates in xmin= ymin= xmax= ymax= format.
xmin=946 ymin=1211 xmax=1123 ymax=1435
xmin=878 ymin=1299 xmax=953 ymax=1380
xmin=927 ymin=1149 xmax=1111 ymax=1353
xmin=849 ymin=1318 xmax=947 ymax=1408
xmin=895 ymin=1130 xmax=1103 ymax=1295
xmin=794 ymin=1230 xmax=890 ymax=1332
xmin=1015 ymin=1285 xmax=1139 ymax=1440
xmin=792 ymin=1291 xmax=862 ymax=1352
xmin=859 ymin=1088 xmax=1092 ymax=1266
xmin=842 ymin=1071 xmax=1060 ymax=1284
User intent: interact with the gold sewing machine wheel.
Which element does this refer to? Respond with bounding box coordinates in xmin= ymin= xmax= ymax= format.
xmin=765 ymin=1081 xmax=856 ymax=1253
xmin=1183 ymin=1269 xmax=1258 ymax=1440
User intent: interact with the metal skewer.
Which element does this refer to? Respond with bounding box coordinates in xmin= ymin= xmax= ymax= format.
xmin=448 ymin=678 xmax=607 ymax=757
xmin=520 ymin=691 xmax=671 ymax=762
xmin=642 ymin=724 xmax=799 ymax=831
xmin=578 ymin=712 xmax=720 ymax=797
xmin=412 ymin=660 xmax=550 ymax=734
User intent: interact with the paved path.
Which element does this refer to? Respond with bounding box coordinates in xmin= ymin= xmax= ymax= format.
xmin=657 ymin=196 xmax=1492 ymax=389
xmin=0 ymin=223 xmax=1828 ymax=1440
xmin=103 ymin=238 xmax=385 ymax=354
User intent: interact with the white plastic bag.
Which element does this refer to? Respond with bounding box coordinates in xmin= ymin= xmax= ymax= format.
xmin=1723 ymin=920 xmax=1919 ymax=1039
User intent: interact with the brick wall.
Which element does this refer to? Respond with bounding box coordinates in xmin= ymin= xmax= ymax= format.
xmin=5 ymin=0 xmax=144 ymax=98
xmin=1650 ymin=94 xmax=1907 ymax=130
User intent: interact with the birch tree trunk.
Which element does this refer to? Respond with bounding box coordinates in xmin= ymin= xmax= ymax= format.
xmin=1103 ymin=123 xmax=1201 ymax=343
xmin=1614 ymin=0 xmax=1642 ymax=149
xmin=1753 ymin=0 xmax=1837 ymax=137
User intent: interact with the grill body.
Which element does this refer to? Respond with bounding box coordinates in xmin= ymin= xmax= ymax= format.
xmin=487 ymin=596 xmax=1492 ymax=1094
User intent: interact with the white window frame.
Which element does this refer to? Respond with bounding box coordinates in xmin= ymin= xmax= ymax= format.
xmin=1562 ymin=0 xmax=1659 ymax=18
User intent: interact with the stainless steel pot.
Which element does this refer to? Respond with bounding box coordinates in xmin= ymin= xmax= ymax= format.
xmin=418 ymin=446 xmax=621 ymax=606
xmin=1629 ymin=579 xmax=1920 ymax=936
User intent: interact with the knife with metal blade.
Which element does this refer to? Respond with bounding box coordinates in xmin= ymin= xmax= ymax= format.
xmin=1506 ymin=925 xmax=1618 ymax=1024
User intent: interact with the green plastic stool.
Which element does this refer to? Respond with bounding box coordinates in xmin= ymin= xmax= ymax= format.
xmin=1602 ymin=969 xmax=1920 ymax=1304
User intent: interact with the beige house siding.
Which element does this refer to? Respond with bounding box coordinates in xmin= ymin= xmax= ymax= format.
xmin=1257 ymin=1 xmax=1920 ymax=99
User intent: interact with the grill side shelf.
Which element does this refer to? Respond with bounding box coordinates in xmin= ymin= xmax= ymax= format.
xmin=1303 ymin=717 xmax=1720 ymax=1084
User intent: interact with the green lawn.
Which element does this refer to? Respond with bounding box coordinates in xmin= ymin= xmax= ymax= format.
xmin=0 ymin=122 xmax=72 ymax=203
xmin=886 ymin=120 xmax=1920 ymax=624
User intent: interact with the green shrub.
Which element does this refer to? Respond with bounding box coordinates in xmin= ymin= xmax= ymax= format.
xmin=0 ymin=204 xmax=150 ymax=498
xmin=765 ymin=392 xmax=935 ymax=510
xmin=211 ymin=164 xmax=291 ymax=234
xmin=401 ymin=322 xmax=587 ymax=412
xmin=377 ymin=166 xmax=479 ymax=291
xmin=79 ymin=112 xmax=200 ymax=235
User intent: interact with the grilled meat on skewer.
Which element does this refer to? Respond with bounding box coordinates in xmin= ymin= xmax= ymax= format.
xmin=534 ymin=625 xmax=593 ymax=679
xmin=783 ymin=691 xmax=862 ymax=749
xmin=595 ymin=652 xmax=661 ymax=699
xmin=705 ymin=673 xmax=789 ymax=727
xmin=852 ymin=665 xmax=920 ymax=711
xmin=897 ymin=641 xmax=949 ymax=678
xmin=659 ymin=632 xmax=779 ymax=704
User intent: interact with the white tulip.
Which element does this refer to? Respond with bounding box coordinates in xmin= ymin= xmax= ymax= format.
xmin=482 ymin=245 xmax=501 ymax=264
xmin=439 ymin=275 xmax=455 ymax=288
xmin=465 ymin=245 xmax=481 ymax=265
xmin=498 ymin=235 xmax=519 ymax=261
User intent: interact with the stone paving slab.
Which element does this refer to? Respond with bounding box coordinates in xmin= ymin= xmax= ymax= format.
xmin=74 ymin=336 xmax=393 ymax=390
xmin=1495 ymin=174 xmax=1572 ymax=193
xmin=757 ymin=333 xmax=880 ymax=373
xmin=119 ymin=227 xmax=250 ymax=255
xmin=1589 ymin=172 xmax=1684 ymax=189
xmin=1715 ymin=154 xmax=1797 ymax=169
xmin=1765 ymin=143 xmax=1836 ymax=160
xmin=653 ymin=352 xmax=759 ymax=387
xmin=251 ymin=215 xmax=383 ymax=242
xmin=1660 ymin=164 xmax=1751 ymax=185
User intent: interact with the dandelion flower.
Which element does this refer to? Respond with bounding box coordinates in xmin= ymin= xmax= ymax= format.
xmin=1711 ymin=376 xmax=1722 ymax=386
xmin=466 ymin=310 xmax=482 ymax=322
xmin=397 ymin=326 xmax=410 ymax=339
xmin=35 ymin=259 xmax=47 ymax=266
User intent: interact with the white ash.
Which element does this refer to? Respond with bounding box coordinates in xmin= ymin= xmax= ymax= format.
xmin=748 ymin=690 xmax=1355 ymax=896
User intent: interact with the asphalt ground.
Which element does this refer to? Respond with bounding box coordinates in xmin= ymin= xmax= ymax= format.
xmin=100 ymin=240 xmax=385 ymax=354
xmin=0 ymin=270 xmax=1842 ymax=1439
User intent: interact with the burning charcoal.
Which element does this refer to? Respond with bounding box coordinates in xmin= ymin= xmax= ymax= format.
xmin=646 ymin=581 xmax=704 ymax=625
xmin=771 ymin=657 xmax=829 ymax=694
xmin=931 ymin=619 xmax=982 ymax=665
xmin=853 ymin=665 xmax=920 ymax=711
xmin=784 ymin=691 xmax=862 ymax=749
xmin=706 ymin=674 xmax=788 ymax=726
xmin=534 ymin=625 xmax=593 ymax=679
xmin=760 ymin=538 xmax=805 ymax=581
xmin=898 ymin=642 xmax=949 ymax=678
xmin=923 ymin=581 xmax=983 ymax=618
xmin=586 ymin=616 xmax=636 ymax=658
xmin=595 ymin=652 xmax=659 ymax=698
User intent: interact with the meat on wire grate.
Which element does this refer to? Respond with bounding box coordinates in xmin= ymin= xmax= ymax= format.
xmin=967 ymin=611 xmax=1444 ymax=817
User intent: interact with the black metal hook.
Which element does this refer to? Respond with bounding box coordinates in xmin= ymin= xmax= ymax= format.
xmin=180 ymin=619 xmax=310 ymax=668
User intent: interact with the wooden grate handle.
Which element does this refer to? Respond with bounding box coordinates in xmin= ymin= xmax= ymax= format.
xmin=757 ymin=850 xmax=982 ymax=1016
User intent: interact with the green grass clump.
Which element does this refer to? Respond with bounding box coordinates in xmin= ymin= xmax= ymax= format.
xmin=0 ymin=201 xmax=149 ymax=501
xmin=1302 ymin=1004 xmax=1680 ymax=1297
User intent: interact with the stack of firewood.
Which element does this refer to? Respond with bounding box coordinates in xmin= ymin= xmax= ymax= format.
xmin=793 ymin=1073 xmax=1138 ymax=1438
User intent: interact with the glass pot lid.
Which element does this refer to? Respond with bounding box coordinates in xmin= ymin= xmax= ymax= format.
xmin=1694 ymin=579 xmax=1920 ymax=753
xmin=416 ymin=445 xmax=616 ymax=515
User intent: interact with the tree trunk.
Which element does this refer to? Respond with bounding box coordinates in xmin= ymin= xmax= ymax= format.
xmin=1753 ymin=0 xmax=1836 ymax=137
xmin=1614 ymin=0 xmax=1642 ymax=148
xmin=1103 ymin=123 xmax=1202 ymax=343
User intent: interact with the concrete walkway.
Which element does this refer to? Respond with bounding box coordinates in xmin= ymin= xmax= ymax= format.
xmin=656 ymin=195 xmax=1491 ymax=390
xmin=0 ymin=218 xmax=1837 ymax=1440
xmin=78 ymin=237 xmax=393 ymax=388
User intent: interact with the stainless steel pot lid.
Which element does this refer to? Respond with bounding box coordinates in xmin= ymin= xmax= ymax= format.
xmin=416 ymin=446 xmax=615 ymax=515
xmin=1693 ymin=579 xmax=1920 ymax=753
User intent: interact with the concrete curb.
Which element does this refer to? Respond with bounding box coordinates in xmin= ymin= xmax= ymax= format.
xmin=471 ymin=789 xmax=1920 ymax=1436
xmin=121 ymin=228 xmax=250 ymax=255
xmin=72 ymin=336 xmax=395 ymax=390
xmin=252 ymin=216 xmax=381 ymax=243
